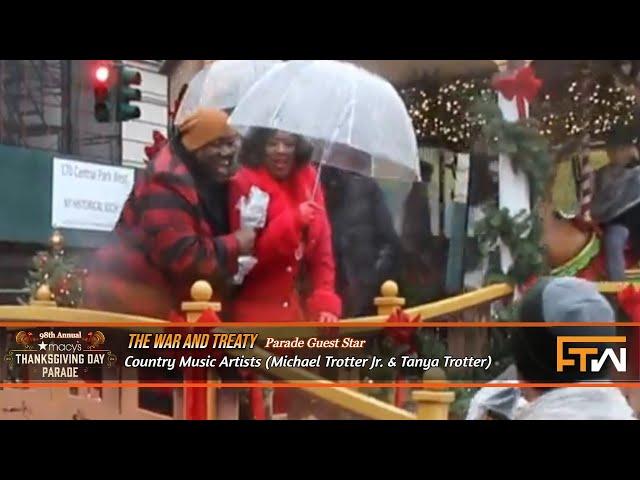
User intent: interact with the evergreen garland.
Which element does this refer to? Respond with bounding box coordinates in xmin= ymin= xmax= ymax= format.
xmin=468 ymin=99 xmax=553 ymax=286
xmin=474 ymin=206 xmax=547 ymax=285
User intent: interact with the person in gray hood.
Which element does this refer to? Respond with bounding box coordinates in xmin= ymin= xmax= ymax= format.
xmin=513 ymin=276 xmax=636 ymax=420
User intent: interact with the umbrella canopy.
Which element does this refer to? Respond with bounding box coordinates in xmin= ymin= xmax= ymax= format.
xmin=229 ymin=60 xmax=420 ymax=182
xmin=174 ymin=60 xmax=282 ymax=125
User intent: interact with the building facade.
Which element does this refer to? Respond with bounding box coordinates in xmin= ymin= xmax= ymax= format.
xmin=0 ymin=60 xmax=168 ymax=303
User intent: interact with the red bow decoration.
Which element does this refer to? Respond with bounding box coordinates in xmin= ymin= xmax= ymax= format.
xmin=618 ymin=284 xmax=640 ymax=322
xmin=491 ymin=66 xmax=542 ymax=119
xmin=144 ymin=130 xmax=168 ymax=163
xmin=166 ymin=308 xmax=222 ymax=356
xmin=384 ymin=308 xmax=421 ymax=353
xmin=167 ymin=308 xmax=221 ymax=324
xmin=520 ymin=275 xmax=539 ymax=295
xmin=384 ymin=309 xmax=420 ymax=408
xmin=198 ymin=308 xmax=222 ymax=323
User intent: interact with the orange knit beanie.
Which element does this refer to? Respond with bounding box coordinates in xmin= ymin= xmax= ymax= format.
xmin=178 ymin=108 xmax=235 ymax=152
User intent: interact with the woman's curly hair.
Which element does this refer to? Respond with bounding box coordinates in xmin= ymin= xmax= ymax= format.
xmin=239 ymin=127 xmax=314 ymax=169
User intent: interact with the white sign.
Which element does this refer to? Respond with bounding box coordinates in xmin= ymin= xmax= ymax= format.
xmin=51 ymin=158 xmax=135 ymax=232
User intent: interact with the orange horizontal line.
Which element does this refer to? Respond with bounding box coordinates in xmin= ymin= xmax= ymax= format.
xmin=0 ymin=322 xmax=638 ymax=328
xmin=2 ymin=382 xmax=640 ymax=389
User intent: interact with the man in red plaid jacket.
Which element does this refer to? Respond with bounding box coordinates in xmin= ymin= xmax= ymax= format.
xmin=84 ymin=108 xmax=254 ymax=320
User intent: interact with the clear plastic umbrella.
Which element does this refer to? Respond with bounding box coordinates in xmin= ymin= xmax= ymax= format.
xmin=228 ymin=60 xmax=420 ymax=184
xmin=174 ymin=60 xmax=282 ymax=125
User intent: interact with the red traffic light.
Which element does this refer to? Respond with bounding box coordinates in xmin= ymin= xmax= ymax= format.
xmin=95 ymin=66 xmax=110 ymax=83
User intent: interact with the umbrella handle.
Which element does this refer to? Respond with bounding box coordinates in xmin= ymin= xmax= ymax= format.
xmin=309 ymin=94 xmax=355 ymax=202
xmin=310 ymin=160 xmax=324 ymax=202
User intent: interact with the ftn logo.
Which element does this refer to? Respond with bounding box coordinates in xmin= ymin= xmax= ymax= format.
xmin=556 ymin=336 xmax=627 ymax=373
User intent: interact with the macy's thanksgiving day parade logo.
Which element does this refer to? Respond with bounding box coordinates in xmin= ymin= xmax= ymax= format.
xmin=4 ymin=330 xmax=116 ymax=379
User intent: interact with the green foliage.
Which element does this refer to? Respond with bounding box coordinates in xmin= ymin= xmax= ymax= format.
xmin=468 ymin=99 xmax=553 ymax=286
xmin=473 ymin=205 xmax=548 ymax=285
xmin=26 ymin=247 xmax=85 ymax=308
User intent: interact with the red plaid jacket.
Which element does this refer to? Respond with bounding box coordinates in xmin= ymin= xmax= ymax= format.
xmin=84 ymin=141 xmax=239 ymax=320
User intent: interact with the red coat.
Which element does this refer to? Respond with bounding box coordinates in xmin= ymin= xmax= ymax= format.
xmin=229 ymin=165 xmax=342 ymax=322
xmin=84 ymin=141 xmax=239 ymax=319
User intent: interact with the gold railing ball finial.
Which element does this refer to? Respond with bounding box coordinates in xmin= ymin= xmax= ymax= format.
xmin=31 ymin=283 xmax=56 ymax=307
xmin=36 ymin=284 xmax=53 ymax=301
xmin=412 ymin=367 xmax=455 ymax=420
xmin=381 ymin=280 xmax=399 ymax=298
xmin=181 ymin=280 xmax=220 ymax=323
xmin=423 ymin=367 xmax=447 ymax=385
xmin=374 ymin=280 xmax=405 ymax=316
xmin=191 ymin=280 xmax=213 ymax=302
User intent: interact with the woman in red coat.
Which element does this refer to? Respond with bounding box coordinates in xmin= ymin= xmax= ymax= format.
xmin=229 ymin=128 xmax=342 ymax=323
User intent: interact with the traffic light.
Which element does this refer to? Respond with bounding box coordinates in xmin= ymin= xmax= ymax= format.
xmin=116 ymin=66 xmax=142 ymax=122
xmin=93 ymin=64 xmax=113 ymax=123
xmin=92 ymin=62 xmax=142 ymax=123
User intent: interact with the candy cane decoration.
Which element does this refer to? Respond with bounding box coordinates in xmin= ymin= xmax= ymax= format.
xmin=578 ymin=153 xmax=594 ymax=222
xmin=568 ymin=135 xmax=595 ymax=230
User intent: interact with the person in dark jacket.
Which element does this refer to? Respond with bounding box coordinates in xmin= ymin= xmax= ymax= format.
xmin=592 ymin=133 xmax=640 ymax=280
xmin=84 ymin=108 xmax=255 ymax=320
xmin=397 ymin=162 xmax=448 ymax=305
xmin=318 ymin=147 xmax=402 ymax=318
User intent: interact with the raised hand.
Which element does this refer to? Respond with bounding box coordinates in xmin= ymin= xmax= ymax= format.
xmin=298 ymin=199 xmax=324 ymax=226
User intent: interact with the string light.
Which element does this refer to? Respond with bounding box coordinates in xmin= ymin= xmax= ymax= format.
xmin=403 ymin=69 xmax=637 ymax=149
xmin=401 ymin=78 xmax=493 ymax=150
xmin=537 ymin=75 xmax=636 ymax=145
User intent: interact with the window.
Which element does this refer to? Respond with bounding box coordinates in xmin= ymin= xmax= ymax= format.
xmin=0 ymin=60 xmax=65 ymax=152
